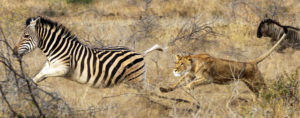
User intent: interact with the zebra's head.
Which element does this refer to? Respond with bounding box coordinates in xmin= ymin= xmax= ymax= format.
xmin=13 ymin=17 xmax=41 ymax=57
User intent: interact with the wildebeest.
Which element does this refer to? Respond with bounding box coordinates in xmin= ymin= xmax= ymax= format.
xmin=257 ymin=19 xmax=300 ymax=53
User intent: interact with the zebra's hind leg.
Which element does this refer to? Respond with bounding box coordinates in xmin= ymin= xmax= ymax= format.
xmin=125 ymin=72 xmax=150 ymax=92
xmin=33 ymin=61 xmax=69 ymax=83
xmin=126 ymin=72 xmax=149 ymax=91
xmin=138 ymin=67 xmax=155 ymax=91
xmin=142 ymin=67 xmax=149 ymax=90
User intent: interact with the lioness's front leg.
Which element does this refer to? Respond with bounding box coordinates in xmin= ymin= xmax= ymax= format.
xmin=185 ymin=71 xmax=212 ymax=89
xmin=160 ymin=73 xmax=194 ymax=93
xmin=185 ymin=78 xmax=212 ymax=89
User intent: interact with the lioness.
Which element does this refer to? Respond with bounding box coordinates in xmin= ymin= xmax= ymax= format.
xmin=160 ymin=33 xmax=287 ymax=97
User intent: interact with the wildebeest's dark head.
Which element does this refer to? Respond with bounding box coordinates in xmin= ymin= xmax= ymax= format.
xmin=257 ymin=19 xmax=282 ymax=38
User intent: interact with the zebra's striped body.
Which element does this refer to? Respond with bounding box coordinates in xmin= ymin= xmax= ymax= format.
xmin=257 ymin=19 xmax=300 ymax=52
xmin=71 ymin=47 xmax=145 ymax=87
xmin=14 ymin=16 xmax=162 ymax=87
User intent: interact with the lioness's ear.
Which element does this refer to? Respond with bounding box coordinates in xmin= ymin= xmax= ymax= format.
xmin=175 ymin=55 xmax=180 ymax=60
xmin=188 ymin=57 xmax=193 ymax=62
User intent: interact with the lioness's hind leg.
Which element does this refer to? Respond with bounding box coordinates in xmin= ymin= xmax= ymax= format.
xmin=242 ymin=80 xmax=259 ymax=96
xmin=253 ymin=71 xmax=266 ymax=97
xmin=243 ymin=71 xmax=266 ymax=97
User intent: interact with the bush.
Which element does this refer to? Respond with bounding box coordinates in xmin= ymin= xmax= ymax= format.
xmin=262 ymin=67 xmax=299 ymax=106
xmin=256 ymin=67 xmax=300 ymax=117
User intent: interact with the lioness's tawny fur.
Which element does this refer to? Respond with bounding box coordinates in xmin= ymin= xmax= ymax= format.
xmin=160 ymin=34 xmax=287 ymax=97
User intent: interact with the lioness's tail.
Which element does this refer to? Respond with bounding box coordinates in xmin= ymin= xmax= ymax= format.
xmin=143 ymin=44 xmax=163 ymax=56
xmin=251 ymin=33 xmax=287 ymax=64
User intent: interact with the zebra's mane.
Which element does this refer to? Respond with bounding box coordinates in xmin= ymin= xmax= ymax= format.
xmin=26 ymin=16 xmax=76 ymax=36
xmin=26 ymin=16 xmax=81 ymax=43
xmin=26 ymin=16 xmax=59 ymax=27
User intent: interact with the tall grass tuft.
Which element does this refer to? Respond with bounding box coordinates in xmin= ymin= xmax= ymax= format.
xmin=66 ymin=0 xmax=94 ymax=4
xmin=259 ymin=67 xmax=300 ymax=117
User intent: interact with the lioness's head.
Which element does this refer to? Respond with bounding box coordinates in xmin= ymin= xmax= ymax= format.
xmin=173 ymin=55 xmax=192 ymax=77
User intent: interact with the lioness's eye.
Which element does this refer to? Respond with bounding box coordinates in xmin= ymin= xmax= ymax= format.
xmin=24 ymin=34 xmax=30 ymax=38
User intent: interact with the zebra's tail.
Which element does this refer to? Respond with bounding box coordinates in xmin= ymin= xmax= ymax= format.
xmin=143 ymin=44 xmax=163 ymax=56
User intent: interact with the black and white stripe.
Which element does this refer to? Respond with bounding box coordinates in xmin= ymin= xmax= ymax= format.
xmin=14 ymin=16 xmax=162 ymax=88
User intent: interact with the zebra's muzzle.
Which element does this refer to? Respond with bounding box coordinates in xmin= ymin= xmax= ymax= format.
xmin=12 ymin=47 xmax=23 ymax=58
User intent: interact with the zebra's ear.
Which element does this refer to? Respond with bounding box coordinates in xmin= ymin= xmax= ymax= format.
xmin=29 ymin=17 xmax=41 ymax=27
xmin=26 ymin=17 xmax=34 ymax=26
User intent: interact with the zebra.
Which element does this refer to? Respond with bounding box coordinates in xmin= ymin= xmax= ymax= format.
xmin=257 ymin=18 xmax=300 ymax=53
xmin=13 ymin=16 xmax=163 ymax=88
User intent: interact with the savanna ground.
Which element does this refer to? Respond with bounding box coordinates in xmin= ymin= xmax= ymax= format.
xmin=0 ymin=0 xmax=299 ymax=117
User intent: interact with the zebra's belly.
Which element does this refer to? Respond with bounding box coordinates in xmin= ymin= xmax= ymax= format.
xmin=70 ymin=51 xmax=146 ymax=88
xmin=71 ymin=66 xmax=98 ymax=86
xmin=70 ymin=67 xmax=88 ymax=84
xmin=70 ymin=63 xmax=146 ymax=88
xmin=70 ymin=64 xmax=129 ymax=88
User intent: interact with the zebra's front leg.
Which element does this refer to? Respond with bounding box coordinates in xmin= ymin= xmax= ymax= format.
xmin=33 ymin=61 xmax=69 ymax=83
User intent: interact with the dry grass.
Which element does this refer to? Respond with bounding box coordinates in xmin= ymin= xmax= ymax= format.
xmin=0 ymin=0 xmax=300 ymax=117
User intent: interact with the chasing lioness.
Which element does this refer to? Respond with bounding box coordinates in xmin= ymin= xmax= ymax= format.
xmin=160 ymin=33 xmax=287 ymax=97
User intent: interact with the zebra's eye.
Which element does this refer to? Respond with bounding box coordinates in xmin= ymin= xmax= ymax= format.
xmin=24 ymin=34 xmax=30 ymax=38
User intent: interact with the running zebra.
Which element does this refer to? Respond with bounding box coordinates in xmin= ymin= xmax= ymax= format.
xmin=257 ymin=18 xmax=300 ymax=52
xmin=13 ymin=16 xmax=163 ymax=88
